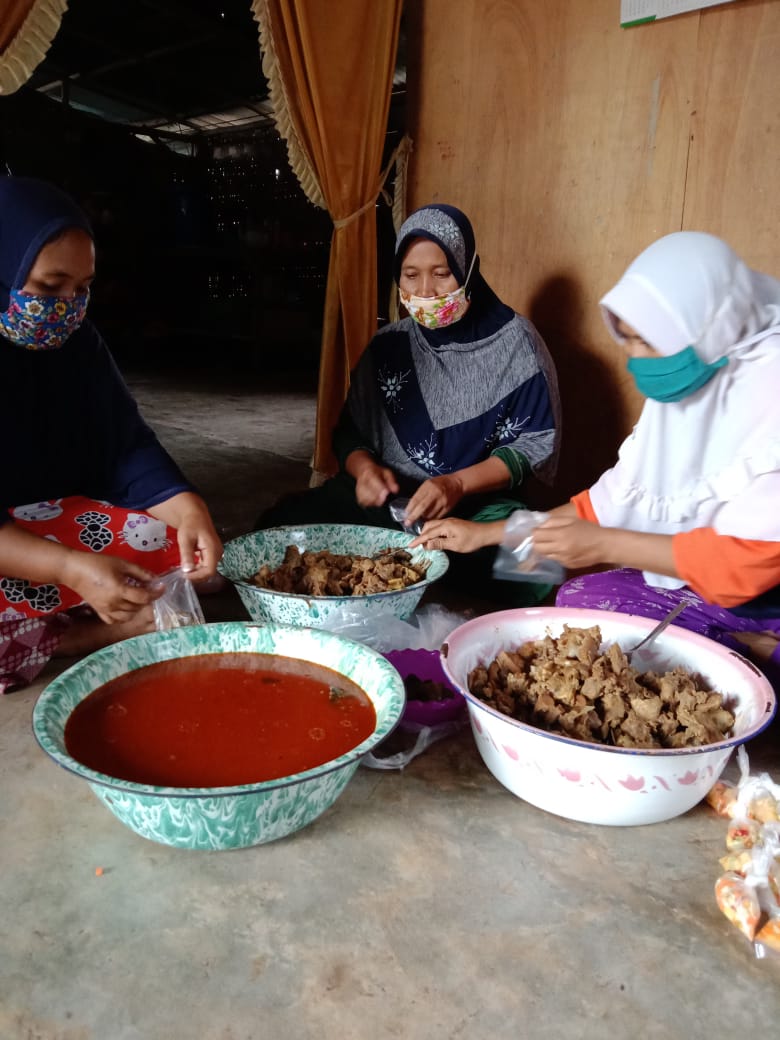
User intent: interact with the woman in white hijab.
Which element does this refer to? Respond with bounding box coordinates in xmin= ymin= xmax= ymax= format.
xmin=414 ymin=231 xmax=780 ymax=677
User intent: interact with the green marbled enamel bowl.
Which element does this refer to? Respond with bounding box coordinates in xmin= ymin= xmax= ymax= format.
xmin=218 ymin=524 xmax=449 ymax=628
xmin=32 ymin=621 xmax=405 ymax=850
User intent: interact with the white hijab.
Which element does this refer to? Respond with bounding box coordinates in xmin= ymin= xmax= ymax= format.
xmin=589 ymin=231 xmax=780 ymax=589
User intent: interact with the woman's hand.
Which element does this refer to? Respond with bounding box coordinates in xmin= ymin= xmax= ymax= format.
xmin=348 ymin=453 xmax=399 ymax=508
xmin=531 ymin=515 xmax=610 ymax=569
xmin=173 ymin=508 xmax=223 ymax=578
xmin=410 ymin=517 xmax=504 ymax=553
xmin=148 ymin=492 xmax=223 ymax=578
xmin=404 ymin=474 xmax=465 ymax=526
xmin=60 ymin=551 xmax=162 ymax=624
xmin=533 ymin=515 xmax=679 ymax=578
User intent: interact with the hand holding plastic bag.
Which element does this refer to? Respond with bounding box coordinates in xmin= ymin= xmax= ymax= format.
xmin=388 ymin=497 xmax=424 ymax=536
xmin=152 ymin=568 xmax=205 ymax=631
xmin=492 ymin=510 xmax=566 ymax=585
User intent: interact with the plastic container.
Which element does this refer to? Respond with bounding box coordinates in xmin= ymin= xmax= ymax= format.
xmin=384 ymin=648 xmax=467 ymax=726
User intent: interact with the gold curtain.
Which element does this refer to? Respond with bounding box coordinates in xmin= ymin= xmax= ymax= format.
xmin=252 ymin=0 xmax=405 ymax=479
xmin=0 ymin=0 xmax=67 ymax=95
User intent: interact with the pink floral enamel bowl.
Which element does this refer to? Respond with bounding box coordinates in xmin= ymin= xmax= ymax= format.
xmin=440 ymin=607 xmax=776 ymax=826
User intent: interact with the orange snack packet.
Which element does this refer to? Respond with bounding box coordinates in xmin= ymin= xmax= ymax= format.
xmin=706 ymin=781 xmax=738 ymax=819
xmin=725 ymin=818 xmax=761 ymax=852
xmin=755 ymin=917 xmax=780 ymax=953
xmin=719 ymin=850 xmax=752 ymax=875
xmin=715 ymin=873 xmax=761 ymax=942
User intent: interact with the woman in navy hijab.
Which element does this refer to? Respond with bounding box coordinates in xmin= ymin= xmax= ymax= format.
xmin=0 ymin=177 xmax=222 ymax=692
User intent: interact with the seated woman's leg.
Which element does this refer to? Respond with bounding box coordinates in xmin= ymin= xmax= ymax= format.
xmin=0 ymin=615 xmax=70 ymax=694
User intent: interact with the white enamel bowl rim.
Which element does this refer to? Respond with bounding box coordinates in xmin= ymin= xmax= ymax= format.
xmin=32 ymin=622 xmax=406 ymax=799
xmin=218 ymin=523 xmax=448 ymax=601
xmin=440 ymin=606 xmax=777 ymax=756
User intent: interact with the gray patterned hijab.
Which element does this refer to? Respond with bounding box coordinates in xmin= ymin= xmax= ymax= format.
xmin=393 ymin=203 xmax=513 ymax=345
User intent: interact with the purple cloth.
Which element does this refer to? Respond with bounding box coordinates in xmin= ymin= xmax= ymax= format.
xmin=555 ymin=568 xmax=780 ymax=689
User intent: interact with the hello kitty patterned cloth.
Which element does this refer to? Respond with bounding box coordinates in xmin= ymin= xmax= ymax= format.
xmin=0 ymin=497 xmax=180 ymax=692
xmin=1 ymin=496 xmax=179 ymax=620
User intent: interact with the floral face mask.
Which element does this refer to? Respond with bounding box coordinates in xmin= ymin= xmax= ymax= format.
xmin=0 ymin=289 xmax=89 ymax=350
xmin=399 ymin=253 xmax=476 ymax=330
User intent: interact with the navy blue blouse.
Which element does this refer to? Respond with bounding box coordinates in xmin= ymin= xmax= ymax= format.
xmin=1 ymin=320 xmax=193 ymax=525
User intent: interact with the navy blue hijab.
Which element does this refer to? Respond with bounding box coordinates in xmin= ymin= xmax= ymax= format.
xmin=0 ymin=176 xmax=192 ymax=520
xmin=0 ymin=177 xmax=93 ymax=309
xmin=393 ymin=203 xmax=514 ymax=346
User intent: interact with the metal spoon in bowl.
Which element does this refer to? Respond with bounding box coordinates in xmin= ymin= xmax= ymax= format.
xmin=625 ymin=601 xmax=690 ymax=669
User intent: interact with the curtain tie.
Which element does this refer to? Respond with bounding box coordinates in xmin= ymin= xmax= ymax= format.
xmin=332 ymin=134 xmax=412 ymax=230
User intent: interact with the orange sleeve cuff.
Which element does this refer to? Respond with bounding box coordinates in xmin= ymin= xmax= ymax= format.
xmin=673 ymin=528 xmax=780 ymax=607
xmin=571 ymin=489 xmax=598 ymax=523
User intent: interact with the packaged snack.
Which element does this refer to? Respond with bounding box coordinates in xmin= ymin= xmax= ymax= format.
xmin=755 ymin=916 xmax=780 ymax=953
xmin=715 ymin=873 xmax=761 ymax=941
xmin=719 ymin=850 xmax=752 ymax=875
xmin=711 ymin=747 xmax=780 ymax=958
xmin=749 ymin=795 xmax=780 ymax=824
xmin=706 ymin=780 xmax=738 ymax=819
xmin=769 ymin=859 xmax=780 ymax=907
xmin=726 ymin=818 xmax=762 ymax=852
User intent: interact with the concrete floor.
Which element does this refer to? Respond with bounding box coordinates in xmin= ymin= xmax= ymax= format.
xmin=2 ymin=368 xmax=779 ymax=1040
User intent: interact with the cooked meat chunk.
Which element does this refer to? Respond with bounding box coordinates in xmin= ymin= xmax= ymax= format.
xmin=248 ymin=544 xmax=429 ymax=596
xmin=467 ymin=624 xmax=735 ymax=749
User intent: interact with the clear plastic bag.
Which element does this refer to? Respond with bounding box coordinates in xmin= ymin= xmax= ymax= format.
xmin=709 ymin=747 xmax=780 ymax=959
xmin=152 ymin=567 xmax=205 ymax=631
xmin=492 ymin=510 xmax=566 ymax=584
xmin=361 ymin=719 xmax=469 ymax=770
xmin=321 ymin=603 xmax=472 ymax=769
xmin=388 ymin=496 xmax=424 ymax=536
xmin=320 ymin=602 xmax=468 ymax=653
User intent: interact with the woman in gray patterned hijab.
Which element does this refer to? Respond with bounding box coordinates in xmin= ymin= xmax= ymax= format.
xmin=256 ymin=204 xmax=561 ymax=602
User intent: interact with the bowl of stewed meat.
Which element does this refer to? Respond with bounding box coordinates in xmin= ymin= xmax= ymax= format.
xmin=218 ymin=524 xmax=448 ymax=629
xmin=440 ymin=607 xmax=776 ymax=826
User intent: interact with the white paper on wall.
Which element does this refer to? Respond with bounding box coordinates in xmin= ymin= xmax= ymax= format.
xmin=620 ymin=0 xmax=743 ymax=27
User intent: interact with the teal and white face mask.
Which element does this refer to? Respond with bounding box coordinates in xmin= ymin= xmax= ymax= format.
xmin=627 ymin=345 xmax=727 ymax=403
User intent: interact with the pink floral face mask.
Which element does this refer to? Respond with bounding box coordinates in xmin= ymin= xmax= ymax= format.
xmin=399 ymin=283 xmax=470 ymax=330
xmin=399 ymin=252 xmax=476 ymax=331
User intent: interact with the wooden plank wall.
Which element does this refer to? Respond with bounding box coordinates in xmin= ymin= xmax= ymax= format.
xmin=404 ymin=0 xmax=780 ymax=502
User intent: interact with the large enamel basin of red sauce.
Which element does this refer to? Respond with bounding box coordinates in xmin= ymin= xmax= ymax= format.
xmin=33 ymin=621 xmax=406 ymax=849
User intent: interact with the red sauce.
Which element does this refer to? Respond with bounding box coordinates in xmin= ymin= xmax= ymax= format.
xmin=64 ymin=653 xmax=376 ymax=787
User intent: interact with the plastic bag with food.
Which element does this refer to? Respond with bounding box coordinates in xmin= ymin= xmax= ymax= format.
xmin=708 ymin=746 xmax=780 ymax=959
xmin=152 ymin=567 xmax=205 ymax=631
